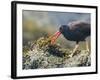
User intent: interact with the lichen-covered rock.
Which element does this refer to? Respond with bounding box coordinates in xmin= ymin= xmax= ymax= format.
xmin=23 ymin=37 xmax=91 ymax=69
xmin=64 ymin=50 xmax=91 ymax=67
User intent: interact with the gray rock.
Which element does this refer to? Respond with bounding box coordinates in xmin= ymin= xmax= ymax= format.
xmin=64 ymin=50 xmax=91 ymax=67
xmin=23 ymin=37 xmax=91 ymax=69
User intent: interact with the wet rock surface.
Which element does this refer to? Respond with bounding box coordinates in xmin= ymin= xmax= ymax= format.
xmin=23 ymin=37 xmax=91 ymax=69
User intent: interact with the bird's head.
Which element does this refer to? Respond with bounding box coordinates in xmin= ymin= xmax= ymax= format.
xmin=59 ymin=25 xmax=69 ymax=33
xmin=50 ymin=25 xmax=69 ymax=44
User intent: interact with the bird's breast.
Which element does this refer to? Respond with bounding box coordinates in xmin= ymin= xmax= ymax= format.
xmin=62 ymin=31 xmax=86 ymax=41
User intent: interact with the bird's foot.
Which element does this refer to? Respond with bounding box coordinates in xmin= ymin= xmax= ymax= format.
xmin=69 ymin=54 xmax=73 ymax=58
xmin=69 ymin=50 xmax=81 ymax=58
xmin=86 ymin=49 xmax=89 ymax=52
xmin=85 ymin=49 xmax=90 ymax=54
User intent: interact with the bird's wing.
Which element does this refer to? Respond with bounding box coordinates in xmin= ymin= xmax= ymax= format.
xmin=68 ymin=21 xmax=90 ymax=35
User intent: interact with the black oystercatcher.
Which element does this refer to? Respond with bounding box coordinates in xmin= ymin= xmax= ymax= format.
xmin=50 ymin=21 xmax=90 ymax=57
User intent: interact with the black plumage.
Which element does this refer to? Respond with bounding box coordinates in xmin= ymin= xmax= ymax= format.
xmin=50 ymin=21 xmax=90 ymax=57
xmin=59 ymin=21 xmax=90 ymax=43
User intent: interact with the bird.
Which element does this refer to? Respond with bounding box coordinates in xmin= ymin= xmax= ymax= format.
xmin=50 ymin=21 xmax=90 ymax=57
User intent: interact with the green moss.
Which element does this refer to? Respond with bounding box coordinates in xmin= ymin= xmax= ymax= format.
xmin=23 ymin=36 xmax=90 ymax=69
xmin=29 ymin=37 xmax=72 ymax=58
xmin=36 ymin=37 xmax=51 ymax=48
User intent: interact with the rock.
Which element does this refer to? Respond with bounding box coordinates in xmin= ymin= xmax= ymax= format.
xmin=23 ymin=37 xmax=91 ymax=69
xmin=64 ymin=50 xmax=91 ymax=67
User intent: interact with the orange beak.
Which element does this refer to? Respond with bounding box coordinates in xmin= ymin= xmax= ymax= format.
xmin=50 ymin=31 xmax=61 ymax=44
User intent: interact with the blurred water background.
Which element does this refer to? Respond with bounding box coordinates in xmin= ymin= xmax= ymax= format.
xmin=23 ymin=10 xmax=91 ymax=50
